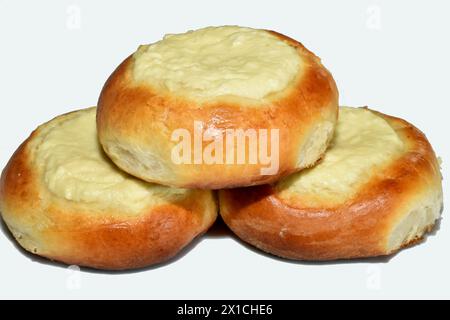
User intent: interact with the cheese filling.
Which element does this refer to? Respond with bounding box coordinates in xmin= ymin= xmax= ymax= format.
xmin=34 ymin=108 xmax=186 ymax=212
xmin=277 ymin=107 xmax=405 ymax=206
xmin=132 ymin=26 xmax=301 ymax=100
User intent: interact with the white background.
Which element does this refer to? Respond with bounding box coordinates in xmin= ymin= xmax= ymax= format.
xmin=0 ymin=0 xmax=449 ymax=300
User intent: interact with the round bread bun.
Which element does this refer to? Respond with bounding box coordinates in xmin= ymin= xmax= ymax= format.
xmin=97 ymin=26 xmax=338 ymax=189
xmin=0 ymin=108 xmax=217 ymax=270
xmin=219 ymin=107 xmax=443 ymax=261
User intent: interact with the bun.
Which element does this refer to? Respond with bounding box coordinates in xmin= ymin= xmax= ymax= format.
xmin=219 ymin=107 xmax=443 ymax=260
xmin=97 ymin=26 xmax=338 ymax=189
xmin=0 ymin=108 xmax=217 ymax=270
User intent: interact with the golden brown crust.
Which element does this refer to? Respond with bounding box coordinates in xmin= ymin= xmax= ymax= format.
xmin=97 ymin=29 xmax=339 ymax=189
xmin=39 ymin=202 xmax=211 ymax=270
xmin=0 ymin=112 xmax=217 ymax=270
xmin=219 ymin=108 xmax=442 ymax=261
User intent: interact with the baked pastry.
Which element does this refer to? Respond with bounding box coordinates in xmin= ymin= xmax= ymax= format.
xmin=97 ymin=26 xmax=338 ymax=189
xmin=219 ymin=107 xmax=443 ymax=260
xmin=0 ymin=108 xmax=217 ymax=270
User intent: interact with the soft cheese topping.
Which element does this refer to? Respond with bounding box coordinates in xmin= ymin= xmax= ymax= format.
xmin=277 ymin=107 xmax=405 ymax=206
xmin=132 ymin=26 xmax=301 ymax=99
xmin=34 ymin=108 xmax=186 ymax=212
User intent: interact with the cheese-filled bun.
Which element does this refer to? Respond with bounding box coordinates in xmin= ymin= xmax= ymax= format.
xmin=219 ymin=107 xmax=443 ymax=260
xmin=0 ymin=108 xmax=217 ymax=270
xmin=97 ymin=26 xmax=338 ymax=189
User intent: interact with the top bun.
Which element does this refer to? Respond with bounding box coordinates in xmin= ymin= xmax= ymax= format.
xmin=97 ymin=26 xmax=338 ymax=189
xmin=219 ymin=107 xmax=443 ymax=260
